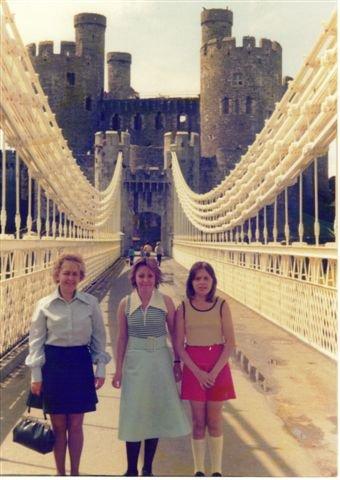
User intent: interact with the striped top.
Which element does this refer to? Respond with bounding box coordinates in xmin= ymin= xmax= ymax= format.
xmin=125 ymin=289 xmax=168 ymax=338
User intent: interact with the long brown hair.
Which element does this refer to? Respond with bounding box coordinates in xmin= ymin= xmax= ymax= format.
xmin=186 ymin=261 xmax=217 ymax=302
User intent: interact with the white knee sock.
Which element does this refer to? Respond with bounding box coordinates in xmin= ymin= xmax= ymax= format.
xmin=208 ymin=435 xmax=223 ymax=474
xmin=191 ymin=437 xmax=206 ymax=473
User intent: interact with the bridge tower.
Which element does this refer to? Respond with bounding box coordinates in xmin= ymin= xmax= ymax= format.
xmin=200 ymin=7 xmax=285 ymax=186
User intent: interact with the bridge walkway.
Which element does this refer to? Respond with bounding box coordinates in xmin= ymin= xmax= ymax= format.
xmin=0 ymin=258 xmax=336 ymax=476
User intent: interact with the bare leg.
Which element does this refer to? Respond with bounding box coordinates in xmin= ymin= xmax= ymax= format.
xmin=190 ymin=401 xmax=207 ymax=439
xmin=206 ymin=401 xmax=224 ymax=437
xmin=67 ymin=413 xmax=84 ymax=476
xmin=50 ymin=414 xmax=67 ymax=476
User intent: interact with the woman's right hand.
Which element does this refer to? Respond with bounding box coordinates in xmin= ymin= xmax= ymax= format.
xmin=194 ymin=369 xmax=215 ymax=389
xmin=112 ymin=371 xmax=122 ymax=389
xmin=31 ymin=381 xmax=42 ymax=396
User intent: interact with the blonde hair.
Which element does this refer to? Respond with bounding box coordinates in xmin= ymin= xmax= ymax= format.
xmin=52 ymin=253 xmax=86 ymax=284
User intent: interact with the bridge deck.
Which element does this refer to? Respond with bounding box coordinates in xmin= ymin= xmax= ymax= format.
xmin=0 ymin=258 xmax=336 ymax=476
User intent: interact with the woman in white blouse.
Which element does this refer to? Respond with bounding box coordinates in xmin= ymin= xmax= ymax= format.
xmin=25 ymin=253 xmax=110 ymax=476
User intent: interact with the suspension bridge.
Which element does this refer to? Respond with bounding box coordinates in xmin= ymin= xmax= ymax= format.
xmin=0 ymin=0 xmax=337 ymax=476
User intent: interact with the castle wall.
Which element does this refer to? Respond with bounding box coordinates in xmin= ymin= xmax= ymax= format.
xmin=129 ymin=145 xmax=163 ymax=172
xmin=100 ymin=97 xmax=200 ymax=149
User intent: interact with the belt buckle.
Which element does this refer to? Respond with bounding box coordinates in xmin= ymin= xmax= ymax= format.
xmin=146 ymin=336 xmax=156 ymax=352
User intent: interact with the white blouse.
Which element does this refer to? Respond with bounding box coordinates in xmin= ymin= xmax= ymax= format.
xmin=25 ymin=289 xmax=111 ymax=382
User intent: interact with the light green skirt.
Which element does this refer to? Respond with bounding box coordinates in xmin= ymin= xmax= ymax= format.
xmin=118 ymin=336 xmax=191 ymax=441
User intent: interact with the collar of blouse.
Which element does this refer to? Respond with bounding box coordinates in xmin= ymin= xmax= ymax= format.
xmin=129 ymin=288 xmax=167 ymax=315
xmin=45 ymin=288 xmax=91 ymax=306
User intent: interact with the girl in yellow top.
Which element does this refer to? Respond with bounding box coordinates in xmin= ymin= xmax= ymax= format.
xmin=176 ymin=261 xmax=236 ymax=476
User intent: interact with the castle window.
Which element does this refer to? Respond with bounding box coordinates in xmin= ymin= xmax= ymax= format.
xmin=246 ymin=96 xmax=253 ymax=114
xmin=134 ymin=113 xmax=143 ymax=131
xmin=177 ymin=113 xmax=188 ymax=129
xmin=85 ymin=96 xmax=92 ymax=111
xmin=221 ymin=97 xmax=230 ymax=114
xmin=66 ymin=72 xmax=75 ymax=86
xmin=155 ymin=112 xmax=164 ymax=130
xmin=147 ymin=191 xmax=152 ymax=208
xmin=235 ymin=99 xmax=240 ymax=114
xmin=232 ymin=73 xmax=243 ymax=86
xmin=111 ymin=114 xmax=121 ymax=131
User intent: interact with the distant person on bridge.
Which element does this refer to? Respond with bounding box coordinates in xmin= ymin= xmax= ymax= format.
xmin=127 ymin=246 xmax=135 ymax=266
xmin=175 ymin=261 xmax=236 ymax=477
xmin=25 ymin=253 xmax=111 ymax=476
xmin=143 ymin=243 xmax=153 ymax=257
xmin=155 ymin=241 xmax=164 ymax=266
xmin=112 ymin=257 xmax=191 ymax=476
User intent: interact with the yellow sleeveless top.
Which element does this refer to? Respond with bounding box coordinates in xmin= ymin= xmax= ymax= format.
xmin=183 ymin=297 xmax=225 ymax=346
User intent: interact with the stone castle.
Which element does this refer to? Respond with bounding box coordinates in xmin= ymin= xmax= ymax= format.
xmin=25 ymin=7 xmax=332 ymax=250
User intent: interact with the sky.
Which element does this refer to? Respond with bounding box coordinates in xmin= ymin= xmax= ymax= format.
xmin=7 ymin=0 xmax=336 ymax=97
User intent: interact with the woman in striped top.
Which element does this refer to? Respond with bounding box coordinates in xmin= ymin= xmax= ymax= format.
xmin=112 ymin=258 xmax=191 ymax=476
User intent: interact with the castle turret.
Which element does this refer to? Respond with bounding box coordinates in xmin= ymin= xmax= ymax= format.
xmin=74 ymin=13 xmax=106 ymax=97
xmin=200 ymin=7 xmax=285 ymax=186
xmin=107 ymin=52 xmax=138 ymax=99
xmin=201 ymin=8 xmax=233 ymax=44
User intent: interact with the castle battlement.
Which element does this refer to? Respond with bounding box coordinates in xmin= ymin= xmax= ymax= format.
xmin=104 ymin=97 xmax=199 ymax=114
xmin=95 ymin=130 xmax=130 ymax=148
xmin=202 ymin=36 xmax=282 ymax=55
xmin=27 ymin=41 xmax=77 ymax=58
xmin=166 ymin=131 xmax=200 ymax=148
xmin=107 ymin=52 xmax=131 ymax=64
xmin=74 ymin=13 xmax=106 ymax=28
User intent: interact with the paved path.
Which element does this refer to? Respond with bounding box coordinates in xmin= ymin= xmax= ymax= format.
xmin=0 ymin=258 xmax=337 ymax=476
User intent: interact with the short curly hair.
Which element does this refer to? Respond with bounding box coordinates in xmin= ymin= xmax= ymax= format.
xmin=52 ymin=253 xmax=86 ymax=284
xmin=130 ymin=257 xmax=162 ymax=289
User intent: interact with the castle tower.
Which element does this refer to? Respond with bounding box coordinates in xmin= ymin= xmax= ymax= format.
xmin=200 ymin=7 xmax=285 ymax=182
xmin=107 ymin=52 xmax=138 ymax=99
xmin=74 ymin=13 xmax=106 ymax=98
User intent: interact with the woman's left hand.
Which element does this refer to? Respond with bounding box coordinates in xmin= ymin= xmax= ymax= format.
xmin=95 ymin=377 xmax=105 ymax=389
xmin=207 ymin=370 xmax=217 ymax=385
xmin=173 ymin=363 xmax=182 ymax=383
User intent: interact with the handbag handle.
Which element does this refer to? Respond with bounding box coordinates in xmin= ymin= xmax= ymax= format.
xmin=27 ymin=406 xmax=48 ymax=420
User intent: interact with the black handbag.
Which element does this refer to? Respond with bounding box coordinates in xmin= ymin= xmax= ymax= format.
xmin=12 ymin=403 xmax=55 ymax=454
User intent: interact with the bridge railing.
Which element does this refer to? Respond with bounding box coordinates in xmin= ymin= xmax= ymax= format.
xmin=171 ymin=11 xmax=337 ymax=359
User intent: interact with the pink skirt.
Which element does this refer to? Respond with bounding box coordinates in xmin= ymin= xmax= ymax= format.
xmin=181 ymin=344 xmax=236 ymax=402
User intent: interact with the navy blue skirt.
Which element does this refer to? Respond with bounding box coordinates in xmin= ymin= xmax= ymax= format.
xmin=42 ymin=345 xmax=98 ymax=414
